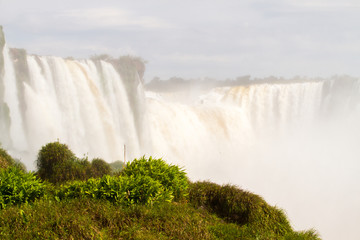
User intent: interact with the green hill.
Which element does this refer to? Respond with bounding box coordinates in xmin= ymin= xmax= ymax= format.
xmin=0 ymin=143 xmax=320 ymax=239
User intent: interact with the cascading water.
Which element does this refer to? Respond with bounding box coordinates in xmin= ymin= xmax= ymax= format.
xmin=1 ymin=27 xmax=360 ymax=239
xmin=0 ymin=29 xmax=148 ymax=165
xmin=146 ymin=80 xmax=360 ymax=240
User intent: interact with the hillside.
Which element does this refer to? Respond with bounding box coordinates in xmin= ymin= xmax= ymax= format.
xmin=0 ymin=143 xmax=320 ymax=239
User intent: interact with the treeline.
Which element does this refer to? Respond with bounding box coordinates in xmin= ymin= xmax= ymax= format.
xmin=90 ymin=54 xmax=146 ymax=83
xmin=145 ymin=75 xmax=252 ymax=92
xmin=145 ymin=75 xmax=359 ymax=93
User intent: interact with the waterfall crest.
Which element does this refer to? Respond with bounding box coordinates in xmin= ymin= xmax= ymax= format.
xmin=0 ymin=39 xmax=147 ymax=166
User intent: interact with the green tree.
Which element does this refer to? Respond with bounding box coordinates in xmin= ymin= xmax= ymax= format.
xmin=36 ymin=142 xmax=77 ymax=184
xmin=89 ymin=158 xmax=112 ymax=178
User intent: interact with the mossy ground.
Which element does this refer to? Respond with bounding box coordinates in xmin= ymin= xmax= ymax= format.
xmin=0 ymin=144 xmax=320 ymax=239
xmin=0 ymin=199 xmax=319 ymax=240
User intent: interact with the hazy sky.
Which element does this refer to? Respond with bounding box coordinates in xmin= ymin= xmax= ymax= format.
xmin=1 ymin=0 xmax=360 ymax=81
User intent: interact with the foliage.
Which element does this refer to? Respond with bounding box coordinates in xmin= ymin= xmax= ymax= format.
xmin=56 ymin=174 xmax=173 ymax=206
xmin=0 ymin=147 xmax=26 ymax=171
xmin=0 ymin=167 xmax=45 ymax=209
xmin=0 ymin=146 xmax=15 ymax=169
xmin=89 ymin=158 xmax=112 ymax=178
xmin=117 ymin=55 xmax=146 ymax=81
xmin=189 ymin=181 xmax=294 ymax=238
xmin=122 ymin=156 xmax=189 ymax=201
xmin=109 ymin=160 xmax=125 ymax=174
xmin=283 ymin=229 xmax=321 ymax=240
xmin=0 ymin=199 xmax=218 ymax=240
xmin=0 ymin=143 xmax=320 ymax=239
xmin=36 ymin=142 xmax=113 ymax=184
xmin=36 ymin=142 xmax=77 ymax=184
xmin=0 ymin=198 xmax=320 ymax=240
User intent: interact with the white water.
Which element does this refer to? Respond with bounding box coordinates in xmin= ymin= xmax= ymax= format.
xmin=1 ymin=38 xmax=360 ymax=239
xmin=0 ymin=46 xmax=144 ymax=164
xmin=146 ymin=82 xmax=360 ymax=240
xmin=2 ymin=45 xmax=27 ymax=151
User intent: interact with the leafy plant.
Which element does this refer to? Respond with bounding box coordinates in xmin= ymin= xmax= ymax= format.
xmin=56 ymin=174 xmax=173 ymax=206
xmin=0 ymin=167 xmax=45 ymax=208
xmin=121 ymin=156 xmax=188 ymax=201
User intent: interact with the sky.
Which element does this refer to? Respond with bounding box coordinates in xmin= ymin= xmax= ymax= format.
xmin=0 ymin=0 xmax=360 ymax=81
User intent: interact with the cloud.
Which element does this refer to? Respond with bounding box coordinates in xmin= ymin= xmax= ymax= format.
xmin=9 ymin=7 xmax=172 ymax=33
xmin=55 ymin=8 xmax=172 ymax=30
xmin=289 ymin=0 xmax=360 ymax=8
xmin=162 ymin=53 xmax=235 ymax=64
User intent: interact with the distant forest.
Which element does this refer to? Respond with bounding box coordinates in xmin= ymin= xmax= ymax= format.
xmin=144 ymin=75 xmax=338 ymax=92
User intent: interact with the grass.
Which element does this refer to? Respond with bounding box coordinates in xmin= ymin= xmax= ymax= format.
xmin=0 ymin=145 xmax=321 ymax=239
xmin=0 ymin=182 xmax=321 ymax=240
xmin=0 ymin=198 xmax=320 ymax=240
xmin=0 ymin=199 xmax=218 ymax=239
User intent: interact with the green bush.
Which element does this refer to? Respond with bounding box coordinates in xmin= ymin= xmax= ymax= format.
xmin=36 ymin=142 xmax=113 ymax=184
xmin=0 ymin=147 xmax=15 ymax=169
xmin=89 ymin=158 xmax=112 ymax=178
xmin=109 ymin=160 xmax=125 ymax=174
xmin=56 ymin=174 xmax=173 ymax=206
xmin=54 ymin=157 xmax=186 ymax=206
xmin=36 ymin=142 xmax=78 ymax=184
xmin=121 ymin=156 xmax=188 ymax=201
xmin=0 ymin=167 xmax=45 ymax=208
xmin=189 ymin=181 xmax=293 ymax=238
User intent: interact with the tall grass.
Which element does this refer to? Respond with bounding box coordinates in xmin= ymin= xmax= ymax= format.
xmin=0 ymin=199 xmax=218 ymax=239
xmin=189 ymin=181 xmax=320 ymax=239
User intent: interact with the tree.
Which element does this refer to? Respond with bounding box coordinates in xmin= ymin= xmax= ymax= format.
xmin=36 ymin=142 xmax=77 ymax=184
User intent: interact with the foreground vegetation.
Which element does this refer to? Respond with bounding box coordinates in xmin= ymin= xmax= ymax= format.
xmin=0 ymin=142 xmax=321 ymax=239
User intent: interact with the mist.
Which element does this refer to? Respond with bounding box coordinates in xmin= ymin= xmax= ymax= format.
xmin=145 ymin=78 xmax=360 ymax=240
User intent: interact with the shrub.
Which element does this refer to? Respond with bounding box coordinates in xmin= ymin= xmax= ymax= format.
xmin=98 ymin=175 xmax=173 ymax=205
xmin=89 ymin=158 xmax=112 ymax=178
xmin=0 ymin=147 xmax=15 ymax=169
xmin=56 ymin=174 xmax=173 ymax=206
xmin=12 ymin=159 xmax=27 ymax=172
xmin=36 ymin=142 xmax=77 ymax=184
xmin=189 ymin=181 xmax=293 ymax=237
xmin=36 ymin=142 xmax=113 ymax=184
xmin=48 ymin=158 xmax=90 ymax=183
xmin=0 ymin=147 xmax=26 ymax=172
xmin=0 ymin=167 xmax=45 ymax=208
xmin=109 ymin=160 xmax=125 ymax=174
xmin=121 ymin=156 xmax=188 ymax=201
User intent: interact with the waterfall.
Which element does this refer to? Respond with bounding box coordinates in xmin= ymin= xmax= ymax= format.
xmin=1 ymin=27 xmax=360 ymax=240
xmin=0 ymin=44 xmax=146 ymax=166
xmin=144 ymin=80 xmax=360 ymax=240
